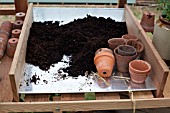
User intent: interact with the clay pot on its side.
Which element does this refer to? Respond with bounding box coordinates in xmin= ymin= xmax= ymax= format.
xmin=140 ymin=11 xmax=155 ymax=32
xmin=15 ymin=12 xmax=26 ymax=21
xmin=0 ymin=33 xmax=9 ymax=60
xmin=0 ymin=21 xmax=12 ymax=37
xmin=117 ymin=45 xmax=136 ymax=56
xmin=6 ymin=38 xmax=19 ymax=58
xmin=126 ymin=40 xmax=144 ymax=58
xmin=129 ymin=60 xmax=151 ymax=83
xmin=13 ymin=20 xmax=24 ymax=29
xmin=114 ymin=47 xmax=137 ymax=73
xmin=11 ymin=29 xmax=21 ymax=38
xmin=122 ymin=34 xmax=138 ymax=41
xmin=108 ymin=38 xmax=126 ymax=51
xmin=94 ymin=48 xmax=115 ymax=77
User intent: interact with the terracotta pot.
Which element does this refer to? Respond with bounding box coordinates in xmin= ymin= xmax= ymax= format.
xmin=126 ymin=40 xmax=144 ymax=58
xmin=0 ymin=21 xmax=12 ymax=37
xmin=114 ymin=47 xmax=137 ymax=73
xmin=0 ymin=33 xmax=9 ymax=60
xmin=15 ymin=12 xmax=26 ymax=21
xmin=13 ymin=20 xmax=24 ymax=29
xmin=11 ymin=29 xmax=21 ymax=38
xmin=117 ymin=45 xmax=136 ymax=56
xmin=108 ymin=38 xmax=126 ymax=51
xmin=122 ymin=34 xmax=138 ymax=41
xmin=95 ymin=48 xmax=113 ymax=55
xmin=140 ymin=11 xmax=155 ymax=32
xmin=6 ymin=38 xmax=19 ymax=58
xmin=129 ymin=60 xmax=151 ymax=83
xmin=94 ymin=48 xmax=115 ymax=77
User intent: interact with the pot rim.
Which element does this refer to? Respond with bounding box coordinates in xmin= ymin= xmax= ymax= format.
xmin=94 ymin=51 xmax=114 ymax=64
xmin=129 ymin=60 xmax=151 ymax=74
xmin=114 ymin=47 xmax=137 ymax=58
xmin=108 ymin=38 xmax=126 ymax=43
xmin=117 ymin=45 xmax=136 ymax=55
xmin=126 ymin=40 xmax=144 ymax=53
xmin=122 ymin=34 xmax=138 ymax=41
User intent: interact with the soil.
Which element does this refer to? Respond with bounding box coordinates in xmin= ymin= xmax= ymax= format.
xmin=26 ymin=15 xmax=127 ymax=77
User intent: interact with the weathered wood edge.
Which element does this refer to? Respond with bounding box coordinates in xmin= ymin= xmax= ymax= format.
xmin=124 ymin=4 xmax=169 ymax=97
xmin=9 ymin=3 xmax=33 ymax=102
xmin=1 ymin=98 xmax=170 ymax=112
xmin=0 ymin=8 xmax=15 ymax=15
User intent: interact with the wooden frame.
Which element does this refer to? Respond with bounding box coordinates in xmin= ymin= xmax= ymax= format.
xmin=0 ymin=0 xmax=28 ymax=15
xmin=1 ymin=1 xmax=170 ymax=113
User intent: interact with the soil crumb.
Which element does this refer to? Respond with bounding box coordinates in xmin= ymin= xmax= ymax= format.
xmin=30 ymin=73 xmax=40 ymax=84
xmin=26 ymin=15 xmax=127 ymax=77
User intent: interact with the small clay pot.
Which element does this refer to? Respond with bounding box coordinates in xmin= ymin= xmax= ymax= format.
xmin=122 ymin=34 xmax=138 ymax=41
xmin=15 ymin=12 xmax=26 ymax=21
xmin=108 ymin=38 xmax=126 ymax=51
xmin=13 ymin=20 xmax=24 ymax=29
xmin=126 ymin=40 xmax=144 ymax=58
xmin=0 ymin=21 xmax=12 ymax=36
xmin=95 ymin=48 xmax=113 ymax=55
xmin=6 ymin=38 xmax=19 ymax=58
xmin=94 ymin=48 xmax=115 ymax=77
xmin=117 ymin=45 xmax=136 ymax=56
xmin=129 ymin=60 xmax=151 ymax=83
xmin=114 ymin=47 xmax=137 ymax=73
xmin=140 ymin=11 xmax=155 ymax=32
xmin=11 ymin=29 xmax=21 ymax=38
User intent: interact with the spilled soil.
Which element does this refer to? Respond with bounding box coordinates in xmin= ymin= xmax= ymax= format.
xmin=26 ymin=15 xmax=127 ymax=77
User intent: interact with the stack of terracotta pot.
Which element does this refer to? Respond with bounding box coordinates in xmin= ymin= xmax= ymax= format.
xmin=0 ymin=12 xmax=25 ymax=60
xmin=94 ymin=34 xmax=151 ymax=84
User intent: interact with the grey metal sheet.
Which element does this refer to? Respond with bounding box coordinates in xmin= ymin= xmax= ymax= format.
xmin=19 ymin=7 xmax=156 ymax=94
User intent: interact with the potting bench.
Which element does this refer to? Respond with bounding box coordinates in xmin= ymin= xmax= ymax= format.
xmin=0 ymin=0 xmax=170 ymax=113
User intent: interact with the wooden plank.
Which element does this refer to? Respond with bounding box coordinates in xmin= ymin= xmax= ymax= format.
xmin=0 ymin=8 xmax=15 ymax=15
xmin=133 ymin=91 xmax=154 ymax=99
xmin=53 ymin=96 xmax=61 ymax=101
xmin=96 ymin=93 xmax=120 ymax=100
xmin=9 ymin=3 xmax=33 ymax=102
xmin=1 ymin=98 xmax=170 ymax=112
xmin=118 ymin=0 xmax=127 ymax=8
xmin=25 ymin=94 xmax=50 ymax=102
xmin=163 ymin=72 xmax=170 ymax=97
xmin=61 ymin=94 xmax=84 ymax=101
xmin=125 ymin=4 xmax=169 ymax=97
xmin=0 ymin=55 xmax=13 ymax=102
xmin=14 ymin=0 xmax=28 ymax=13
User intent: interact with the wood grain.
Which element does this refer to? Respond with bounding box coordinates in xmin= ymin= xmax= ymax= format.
xmin=133 ymin=91 xmax=154 ymax=99
xmin=25 ymin=94 xmax=50 ymax=102
xmin=163 ymin=72 xmax=170 ymax=98
xmin=61 ymin=94 xmax=85 ymax=101
xmin=0 ymin=8 xmax=15 ymax=15
xmin=9 ymin=3 xmax=33 ymax=101
xmin=1 ymin=98 xmax=170 ymax=112
xmin=0 ymin=55 xmax=13 ymax=102
xmin=125 ymin=4 xmax=169 ymax=97
xmin=96 ymin=92 xmax=120 ymax=100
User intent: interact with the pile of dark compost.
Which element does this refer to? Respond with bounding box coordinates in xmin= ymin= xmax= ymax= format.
xmin=26 ymin=15 xmax=128 ymax=77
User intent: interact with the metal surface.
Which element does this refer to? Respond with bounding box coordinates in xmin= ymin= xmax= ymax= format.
xmin=19 ymin=7 xmax=156 ymax=94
